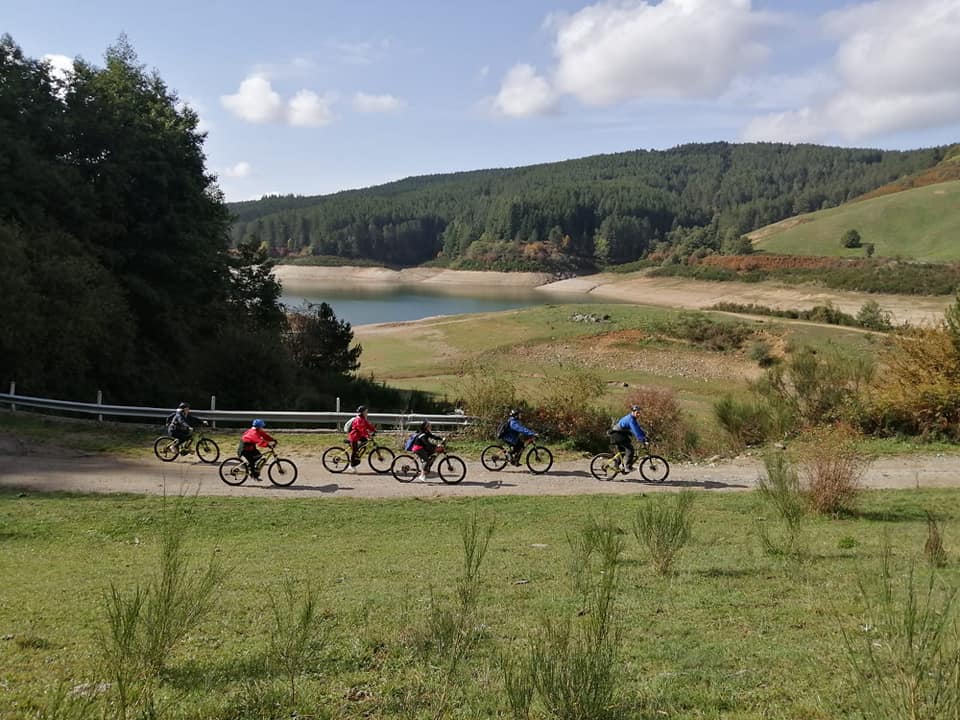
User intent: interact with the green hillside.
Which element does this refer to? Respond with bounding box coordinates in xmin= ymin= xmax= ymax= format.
xmin=751 ymin=180 xmax=960 ymax=260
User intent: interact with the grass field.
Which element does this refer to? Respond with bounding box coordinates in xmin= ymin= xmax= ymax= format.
xmin=2 ymin=488 xmax=959 ymax=719
xmin=749 ymin=180 xmax=960 ymax=260
xmin=355 ymin=302 xmax=879 ymax=426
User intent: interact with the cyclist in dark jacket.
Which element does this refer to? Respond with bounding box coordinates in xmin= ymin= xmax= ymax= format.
xmin=500 ymin=409 xmax=536 ymax=466
xmin=608 ymin=405 xmax=648 ymax=473
xmin=410 ymin=420 xmax=444 ymax=481
xmin=167 ymin=402 xmax=204 ymax=446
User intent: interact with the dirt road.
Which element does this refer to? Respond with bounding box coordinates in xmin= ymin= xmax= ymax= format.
xmin=2 ymin=451 xmax=958 ymax=499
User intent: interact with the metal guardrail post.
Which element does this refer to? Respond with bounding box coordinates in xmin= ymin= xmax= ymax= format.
xmin=9 ymin=381 xmax=14 ymax=412
xmin=97 ymin=390 xmax=103 ymax=422
xmin=210 ymin=395 xmax=217 ymax=428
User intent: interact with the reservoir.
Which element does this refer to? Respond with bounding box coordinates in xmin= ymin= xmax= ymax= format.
xmin=279 ymin=281 xmax=613 ymax=326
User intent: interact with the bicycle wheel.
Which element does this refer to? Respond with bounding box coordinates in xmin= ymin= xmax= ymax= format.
xmin=219 ymin=457 xmax=248 ymax=486
xmin=196 ymin=437 xmax=220 ymax=464
xmin=154 ymin=436 xmax=179 ymax=462
xmin=367 ymin=445 xmax=395 ymax=474
xmin=525 ymin=445 xmax=554 ymax=474
xmin=639 ymin=455 xmax=670 ymax=483
xmin=322 ymin=446 xmax=350 ymax=473
xmin=438 ymin=455 xmax=467 ymax=485
xmin=391 ymin=454 xmax=420 ymax=483
xmin=268 ymin=458 xmax=298 ymax=487
xmin=590 ymin=453 xmax=620 ymax=481
xmin=480 ymin=445 xmax=509 ymax=471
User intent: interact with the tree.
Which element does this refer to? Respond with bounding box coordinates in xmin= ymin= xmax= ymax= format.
xmin=226 ymin=238 xmax=286 ymax=330
xmin=841 ymin=229 xmax=862 ymax=248
xmin=285 ymin=302 xmax=362 ymax=374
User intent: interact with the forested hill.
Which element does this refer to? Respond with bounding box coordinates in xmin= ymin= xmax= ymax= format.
xmin=228 ymin=143 xmax=949 ymax=271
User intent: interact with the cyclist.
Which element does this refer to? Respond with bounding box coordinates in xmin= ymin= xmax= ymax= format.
xmin=167 ymin=402 xmax=205 ymax=452
xmin=500 ymin=409 xmax=536 ymax=466
xmin=608 ymin=404 xmax=648 ymax=473
xmin=410 ymin=420 xmax=444 ymax=481
xmin=347 ymin=405 xmax=376 ymax=468
xmin=241 ymin=418 xmax=275 ymax=480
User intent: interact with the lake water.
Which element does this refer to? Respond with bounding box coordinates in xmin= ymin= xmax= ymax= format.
xmin=280 ymin=282 xmax=613 ymax=326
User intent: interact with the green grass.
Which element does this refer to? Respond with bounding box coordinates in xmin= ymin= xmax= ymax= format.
xmin=3 ymin=489 xmax=960 ymax=718
xmin=752 ymin=181 xmax=960 ymax=260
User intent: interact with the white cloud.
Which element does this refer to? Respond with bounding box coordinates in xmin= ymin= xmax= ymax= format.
xmin=745 ymin=0 xmax=960 ymax=142
xmin=491 ymin=0 xmax=773 ymax=118
xmin=221 ymin=74 xmax=284 ymax=123
xmin=492 ymin=64 xmax=558 ymax=118
xmin=222 ymin=161 xmax=252 ymax=178
xmin=552 ymin=0 xmax=772 ymax=105
xmin=288 ymin=90 xmax=335 ymax=127
xmin=352 ymin=92 xmax=404 ymax=112
xmin=42 ymin=53 xmax=74 ymax=84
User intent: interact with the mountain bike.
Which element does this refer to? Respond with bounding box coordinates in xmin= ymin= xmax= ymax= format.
xmin=218 ymin=443 xmax=298 ymax=487
xmin=590 ymin=443 xmax=669 ymax=482
xmin=390 ymin=440 xmax=467 ymax=484
xmin=321 ymin=433 xmax=395 ymax=474
xmin=153 ymin=424 xmax=220 ymax=464
xmin=480 ymin=436 xmax=553 ymax=474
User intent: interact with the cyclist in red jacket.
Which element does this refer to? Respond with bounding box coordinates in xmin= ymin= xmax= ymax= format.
xmin=347 ymin=405 xmax=376 ymax=468
xmin=241 ymin=419 xmax=275 ymax=480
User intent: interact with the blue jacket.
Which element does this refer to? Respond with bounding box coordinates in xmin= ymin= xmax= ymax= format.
xmin=614 ymin=413 xmax=648 ymax=442
xmin=502 ymin=417 xmax=535 ymax=444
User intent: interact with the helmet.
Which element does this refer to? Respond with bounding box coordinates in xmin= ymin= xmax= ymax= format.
xmin=178 ymin=402 xmax=190 ymax=410
xmin=356 ymin=405 xmax=367 ymax=414
xmin=509 ymin=408 xmax=520 ymax=418
xmin=252 ymin=418 xmax=265 ymax=429
xmin=630 ymin=405 xmax=641 ymax=412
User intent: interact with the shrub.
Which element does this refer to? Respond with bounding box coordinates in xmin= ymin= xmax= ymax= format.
xmin=633 ymin=491 xmax=695 ymax=575
xmin=532 ymin=368 xmax=610 ymax=451
xmin=844 ymin=546 xmax=960 ymax=720
xmin=856 ymin=300 xmax=894 ymax=332
xmin=797 ymin=424 xmax=869 ymax=515
xmin=714 ymin=394 xmax=773 ymax=447
xmin=748 ymin=340 xmax=777 ymax=367
xmin=924 ymin=511 xmax=948 ymax=568
xmin=451 ymin=360 xmax=518 ymax=438
xmin=841 ymin=228 xmax=862 ymax=248
xmin=626 ymin=386 xmax=698 ymax=457
xmin=755 ymin=452 xmax=808 ymax=560
xmin=656 ymin=312 xmax=754 ymax=350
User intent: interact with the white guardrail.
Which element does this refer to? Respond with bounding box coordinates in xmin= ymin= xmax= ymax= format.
xmin=0 ymin=391 xmax=475 ymax=432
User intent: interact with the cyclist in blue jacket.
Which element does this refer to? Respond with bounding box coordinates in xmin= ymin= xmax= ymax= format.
xmin=500 ymin=409 xmax=536 ymax=466
xmin=608 ymin=405 xmax=648 ymax=473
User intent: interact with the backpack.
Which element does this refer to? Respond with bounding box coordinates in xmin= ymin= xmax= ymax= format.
xmin=343 ymin=417 xmax=355 ymax=433
xmin=495 ymin=420 xmax=509 ymax=440
xmin=404 ymin=433 xmax=417 ymax=451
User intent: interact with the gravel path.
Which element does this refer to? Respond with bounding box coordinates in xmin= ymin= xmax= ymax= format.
xmin=2 ymin=452 xmax=959 ymax=499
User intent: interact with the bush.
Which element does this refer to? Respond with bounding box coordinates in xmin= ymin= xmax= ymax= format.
xmin=532 ymin=368 xmax=610 ymax=451
xmin=714 ymin=394 xmax=774 ymax=447
xmin=748 ymin=340 xmax=777 ymax=367
xmin=633 ymin=491 xmax=695 ymax=575
xmin=797 ymin=424 xmax=869 ymax=515
xmin=856 ymin=300 xmax=894 ymax=331
xmin=655 ymin=312 xmax=754 ymax=351
xmin=841 ymin=228 xmax=862 ymax=248
xmin=451 ymin=361 xmax=519 ymax=439
xmin=626 ymin=386 xmax=698 ymax=458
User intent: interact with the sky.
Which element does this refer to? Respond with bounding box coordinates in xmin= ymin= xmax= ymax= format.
xmin=4 ymin=0 xmax=960 ymax=202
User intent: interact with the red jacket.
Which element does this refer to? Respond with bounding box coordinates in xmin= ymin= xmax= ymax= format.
xmin=242 ymin=427 xmax=275 ymax=448
xmin=347 ymin=415 xmax=375 ymax=443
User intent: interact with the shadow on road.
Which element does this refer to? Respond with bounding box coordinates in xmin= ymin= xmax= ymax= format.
xmin=602 ymin=478 xmax=750 ymax=490
xmin=265 ymin=483 xmax=347 ymax=493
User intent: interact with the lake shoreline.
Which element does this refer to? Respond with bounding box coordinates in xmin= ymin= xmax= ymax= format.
xmin=274 ymin=264 xmax=952 ymax=325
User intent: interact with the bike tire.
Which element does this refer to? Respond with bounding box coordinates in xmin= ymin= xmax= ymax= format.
xmin=219 ymin=457 xmax=248 ymax=486
xmin=526 ymin=445 xmax=554 ymax=474
xmin=268 ymin=458 xmax=298 ymax=486
xmin=639 ymin=455 xmax=670 ymax=483
xmin=391 ymin=454 xmax=420 ymax=483
xmin=322 ymin=446 xmax=350 ymax=474
xmin=590 ymin=453 xmax=620 ymax=481
xmin=438 ymin=455 xmax=467 ymax=485
xmin=154 ymin=436 xmax=179 ymax=462
xmin=367 ymin=445 xmax=395 ymax=474
xmin=196 ymin=437 xmax=220 ymax=464
xmin=480 ymin=444 xmax=509 ymax=471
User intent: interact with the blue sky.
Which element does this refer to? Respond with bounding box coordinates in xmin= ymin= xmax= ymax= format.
xmin=4 ymin=0 xmax=960 ymax=201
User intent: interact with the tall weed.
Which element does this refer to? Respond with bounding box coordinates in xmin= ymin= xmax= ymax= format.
xmin=924 ymin=511 xmax=949 ymax=568
xmin=633 ymin=491 xmax=695 ymax=575
xmin=267 ymin=578 xmax=327 ymax=705
xmin=843 ymin=545 xmax=960 ymax=719
xmin=756 ymin=452 xmax=808 ymax=560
